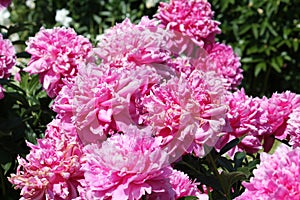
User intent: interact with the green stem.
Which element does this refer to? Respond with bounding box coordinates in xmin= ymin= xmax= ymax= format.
xmin=206 ymin=151 xmax=231 ymax=200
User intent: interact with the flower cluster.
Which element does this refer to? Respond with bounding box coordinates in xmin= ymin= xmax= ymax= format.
xmin=216 ymin=89 xmax=300 ymax=155
xmin=24 ymin=27 xmax=93 ymax=98
xmin=237 ymin=145 xmax=300 ymax=200
xmin=9 ymin=0 xmax=300 ymax=199
xmin=0 ymin=34 xmax=16 ymax=99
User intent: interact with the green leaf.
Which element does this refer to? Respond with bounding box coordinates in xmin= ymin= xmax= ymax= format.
xmin=217 ymin=157 xmax=234 ymax=172
xmin=1 ymin=162 xmax=12 ymax=175
xmin=252 ymin=24 xmax=259 ymax=39
xmin=254 ymin=62 xmax=267 ymax=77
xmin=270 ymin=57 xmax=282 ymax=73
xmin=234 ymin=152 xmax=246 ymax=169
xmin=219 ymin=138 xmax=241 ymax=155
xmin=293 ymin=39 xmax=299 ymax=52
xmin=220 ymin=171 xmax=247 ymax=192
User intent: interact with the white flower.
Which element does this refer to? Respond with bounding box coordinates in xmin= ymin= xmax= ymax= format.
xmin=55 ymin=9 xmax=72 ymax=27
xmin=25 ymin=0 xmax=35 ymax=9
xmin=0 ymin=8 xmax=10 ymax=26
xmin=145 ymin=0 xmax=159 ymax=8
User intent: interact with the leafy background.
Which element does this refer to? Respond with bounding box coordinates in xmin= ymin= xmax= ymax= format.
xmin=0 ymin=0 xmax=299 ymax=199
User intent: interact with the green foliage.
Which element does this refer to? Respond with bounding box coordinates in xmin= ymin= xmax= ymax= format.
xmin=9 ymin=0 xmax=159 ymax=44
xmin=211 ymin=0 xmax=300 ymax=96
xmin=174 ymin=144 xmax=259 ymax=200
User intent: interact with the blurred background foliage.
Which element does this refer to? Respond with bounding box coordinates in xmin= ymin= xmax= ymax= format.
xmin=211 ymin=0 xmax=300 ymax=96
xmin=0 ymin=0 xmax=299 ymax=199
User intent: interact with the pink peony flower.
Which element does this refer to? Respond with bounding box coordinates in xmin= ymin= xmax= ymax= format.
xmin=205 ymin=43 xmax=243 ymax=90
xmin=259 ymin=91 xmax=300 ymax=151
xmin=0 ymin=34 xmax=16 ymax=99
xmin=286 ymin=107 xmax=300 ymax=148
xmin=66 ymin=62 xmax=162 ymax=144
xmin=0 ymin=34 xmax=16 ymax=79
xmin=237 ymin=145 xmax=300 ymax=200
xmin=155 ymin=0 xmax=221 ymax=47
xmin=142 ymin=69 xmax=228 ymax=159
xmin=9 ymin=119 xmax=84 ymax=200
xmin=81 ymin=125 xmax=175 ymax=199
xmin=0 ymin=0 xmax=12 ymax=9
xmin=95 ymin=17 xmax=172 ymax=67
xmin=24 ymin=27 xmax=93 ymax=98
xmin=215 ymin=89 xmax=267 ymax=155
xmin=168 ymin=169 xmax=207 ymax=199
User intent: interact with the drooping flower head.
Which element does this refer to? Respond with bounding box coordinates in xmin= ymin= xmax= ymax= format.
xmin=81 ymin=125 xmax=175 ymax=199
xmin=259 ymin=91 xmax=300 ymax=151
xmin=237 ymin=145 xmax=300 ymax=200
xmin=215 ymin=89 xmax=267 ymax=155
xmin=155 ymin=0 xmax=221 ymax=47
xmin=24 ymin=27 xmax=93 ymax=98
xmin=9 ymin=119 xmax=84 ymax=200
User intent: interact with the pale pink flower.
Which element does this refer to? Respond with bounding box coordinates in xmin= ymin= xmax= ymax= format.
xmin=0 ymin=34 xmax=16 ymax=79
xmin=168 ymin=169 xmax=207 ymax=199
xmin=155 ymin=0 xmax=221 ymax=47
xmin=24 ymin=27 xmax=93 ymax=98
xmin=81 ymin=126 xmax=175 ymax=199
xmin=0 ymin=0 xmax=12 ymax=9
xmin=9 ymin=119 xmax=84 ymax=200
xmin=69 ymin=62 xmax=162 ymax=144
xmin=205 ymin=43 xmax=243 ymax=90
xmin=142 ymin=69 xmax=228 ymax=159
xmin=237 ymin=145 xmax=300 ymax=200
xmin=95 ymin=17 xmax=172 ymax=67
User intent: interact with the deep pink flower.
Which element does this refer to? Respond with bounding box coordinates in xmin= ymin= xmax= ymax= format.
xmin=0 ymin=34 xmax=16 ymax=99
xmin=237 ymin=145 xmax=300 ymax=200
xmin=0 ymin=84 xmax=5 ymax=99
xmin=24 ymin=27 xmax=93 ymax=98
xmin=81 ymin=125 xmax=175 ymax=199
xmin=9 ymin=119 xmax=84 ymax=200
xmin=155 ymin=0 xmax=221 ymax=47
xmin=205 ymin=43 xmax=243 ymax=90
xmin=0 ymin=34 xmax=16 ymax=79
xmin=0 ymin=0 xmax=12 ymax=9
xmin=286 ymin=107 xmax=300 ymax=148
xmin=215 ymin=89 xmax=266 ymax=154
xmin=259 ymin=91 xmax=300 ymax=151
